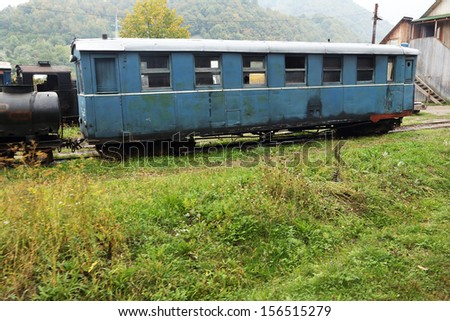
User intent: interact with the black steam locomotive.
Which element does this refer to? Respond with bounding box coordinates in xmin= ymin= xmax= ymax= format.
xmin=0 ymin=61 xmax=78 ymax=162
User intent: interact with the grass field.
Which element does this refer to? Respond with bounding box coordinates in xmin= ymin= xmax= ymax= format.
xmin=1 ymin=125 xmax=449 ymax=300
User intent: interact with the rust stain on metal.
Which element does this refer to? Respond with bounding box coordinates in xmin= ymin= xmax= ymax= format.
xmin=9 ymin=111 xmax=32 ymax=121
xmin=370 ymin=111 xmax=412 ymax=123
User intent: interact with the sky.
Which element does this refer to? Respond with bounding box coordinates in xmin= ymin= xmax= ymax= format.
xmin=0 ymin=0 xmax=28 ymax=10
xmin=0 ymin=0 xmax=438 ymax=24
xmin=353 ymin=0 xmax=436 ymax=24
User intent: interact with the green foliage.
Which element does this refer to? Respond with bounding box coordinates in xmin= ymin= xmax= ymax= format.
xmin=1 ymin=128 xmax=449 ymax=300
xmin=169 ymin=0 xmax=359 ymax=42
xmin=257 ymin=0 xmax=393 ymax=43
xmin=0 ymin=0 xmax=391 ymax=66
xmin=120 ymin=0 xmax=190 ymax=38
xmin=0 ymin=0 xmax=137 ymax=65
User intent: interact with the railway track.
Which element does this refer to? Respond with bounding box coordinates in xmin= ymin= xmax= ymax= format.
xmin=3 ymin=120 xmax=447 ymax=165
xmin=390 ymin=120 xmax=450 ymax=132
xmin=52 ymin=120 xmax=450 ymax=161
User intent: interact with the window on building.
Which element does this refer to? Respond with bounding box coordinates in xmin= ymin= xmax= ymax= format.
xmin=243 ymin=55 xmax=266 ymax=86
xmin=140 ymin=55 xmax=171 ymax=89
xmin=95 ymin=58 xmax=118 ymax=93
xmin=195 ymin=55 xmax=221 ymax=87
xmin=357 ymin=56 xmax=375 ymax=82
xmin=387 ymin=56 xmax=395 ymax=82
xmin=423 ymin=24 xmax=435 ymax=38
xmin=323 ymin=56 xmax=342 ymax=83
xmin=285 ymin=55 xmax=306 ymax=84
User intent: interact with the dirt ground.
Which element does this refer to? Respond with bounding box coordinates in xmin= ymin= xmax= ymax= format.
xmin=422 ymin=105 xmax=450 ymax=116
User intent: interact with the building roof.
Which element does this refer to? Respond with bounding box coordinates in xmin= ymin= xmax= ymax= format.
xmin=380 ymin=17 xmax=413 ymax=44
xmin=413 ymin=13 xmax=450 ymax=23
xmin=73 ymin=38 xmax=419 ymax=56
xmin=0 ymin=61 xmax=11 ymax=70
xmin=19 ymin=64 xmax=71 ymax=74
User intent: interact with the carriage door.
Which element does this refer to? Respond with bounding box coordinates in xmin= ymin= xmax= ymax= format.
xmin=92 ymin=55 xmax=124 ymax=138
xmin=385 ymin=56 xmax=402 ymax=113
xmin=404 ymin=58 xmax=415 ymax=109
xmin=405 ymin=58 xmax=414 ymax=84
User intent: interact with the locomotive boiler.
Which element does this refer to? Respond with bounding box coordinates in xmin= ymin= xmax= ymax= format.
xmin=0 ymin=85 xmax=61 ymax=160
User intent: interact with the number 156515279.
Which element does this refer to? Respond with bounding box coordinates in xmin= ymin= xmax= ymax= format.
xmin=260 ymin=305 xmax=332 ymax=317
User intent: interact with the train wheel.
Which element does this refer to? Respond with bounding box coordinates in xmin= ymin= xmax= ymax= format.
xmin=336 ymin=119 xmax=399 ymax=137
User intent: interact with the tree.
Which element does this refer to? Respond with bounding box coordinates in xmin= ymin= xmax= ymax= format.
xmin=120 ymin=0 xmax=190 ymax=38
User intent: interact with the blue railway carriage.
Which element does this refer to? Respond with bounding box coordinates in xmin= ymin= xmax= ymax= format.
xmin=70 ymin=38 xmax=419 ymax=151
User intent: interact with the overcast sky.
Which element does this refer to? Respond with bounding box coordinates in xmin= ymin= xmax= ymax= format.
xmin=353 ymin=0 xmax=436 ymax=23
xmin=0 ymin=0 xmax=29 ymax=10
xmin=0 ymin=0 xmax=438 ymax=24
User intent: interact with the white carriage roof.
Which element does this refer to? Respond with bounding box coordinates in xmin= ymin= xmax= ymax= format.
xmin=0 ymin=61 xmax=11 ymax=69
xmin=74 ymin=38 xmax=419 ymax=56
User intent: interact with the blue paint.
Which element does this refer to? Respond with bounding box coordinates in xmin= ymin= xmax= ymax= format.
xmin=0 ymin=66 xmax=11 ymax=85
xmin=72 ymin=41 xmax=418 ymax=143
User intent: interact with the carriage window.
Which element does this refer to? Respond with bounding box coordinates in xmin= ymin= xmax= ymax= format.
xmin=76 ymin=62 xmax=84 ymax=94
xmin=387 ymin=57 xmax=395 ymax=82
xmin=243 ymin=55 xmax=266 ymax=86
xmin=357 ymin=56 xmax=374 ymax=82
xmin=195 ymin=55 xmax=221 ymax=87
xmin=323 ymin=56 xmax=342 ymax=83
xmin=140 ymin=55 xmax=171 ymax=89
xmin=95 ymin=58 xmax=118 ymax=93
xmin=285 ymin=55 xmax=306 ymax=84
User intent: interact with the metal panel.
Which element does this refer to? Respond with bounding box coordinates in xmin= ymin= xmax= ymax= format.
xmin=344 ymin=86 xmax=384 ymax=115
xmin=375 ymin=56 xmax=388 ymax=84
xmin=92 ymin=95 xmax=123 ymax=138
xmin=320 ymin=87 xmax=343 ymax=118
xmin=172 ymin=53 xmax=195 ymax=91
xmin=307 ymin=55 xmax=322 ymax=86
xmin=225 ymin=92 xmax=241 ymax=127
xmin=385 ymin=85 xmax=404 ymax=113
xmin=267 ymin=54 xmax=284 ymax=87
xmin=403 ymin=84 xmax=415 ymax=111
xmin=269 ymin=88 xmax=308 ymax=122
xmin=175 ymin=92 xmax=210 ymax=132
xmin=222 ymin=53 xmax=242 ymax=89
xmin=122 ymin=94 xmax=176 ymax=136
xmin=241 ymin=90 xmax=269 ymax=126
xmin=343 ymin=55 xmax=356 ymax=85
xmin=209 ymin=91 xmax=226 ymax=128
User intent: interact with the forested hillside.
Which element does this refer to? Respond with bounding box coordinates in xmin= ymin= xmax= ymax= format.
xmin=0 ymin=0 xmax=392 ymax=66
xmin=0 ymin=0 xmax=135 ymax=65
xmin=168 ymin=0 xmax=362 ymax=42
xmin=257 ymin=0 xmax=392 ymax=44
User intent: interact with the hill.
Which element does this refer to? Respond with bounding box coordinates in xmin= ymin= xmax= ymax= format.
xmin=0 ymin=0 xmax=135 ymax=65
xmin=0 ymin=0 xmax=392 ymax=66
xmin=257 ymin=0 xmax=392 ymax=43
xmin=168 ymin=0 xmax=364 ymax=42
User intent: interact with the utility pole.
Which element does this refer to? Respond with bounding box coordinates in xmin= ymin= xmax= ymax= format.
xmin=372 ymin=3 xmax=382 ymax=44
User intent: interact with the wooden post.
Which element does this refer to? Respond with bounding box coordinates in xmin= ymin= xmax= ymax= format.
xmin=372 ymin=3 xmax=382 ymax=44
